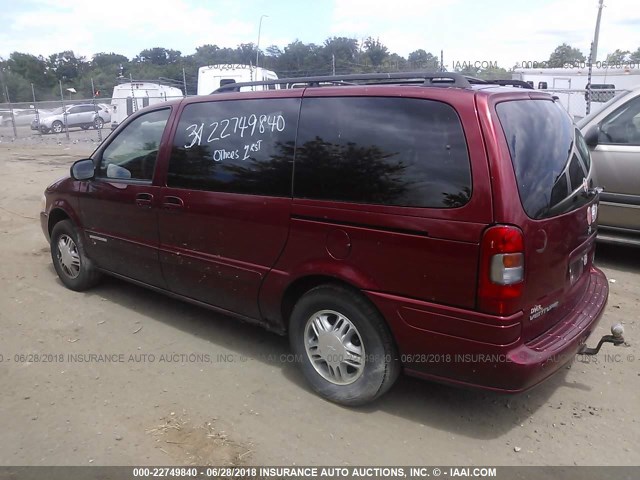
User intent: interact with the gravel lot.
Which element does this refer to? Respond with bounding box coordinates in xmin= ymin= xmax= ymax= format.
xmin=0 ymin=136 xmax=638 ymax=467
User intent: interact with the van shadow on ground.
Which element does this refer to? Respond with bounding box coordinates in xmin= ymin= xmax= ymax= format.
xmin=594 ymin=242 xmax=640 ymax=275
xmin=50 ymin=266 xmax=592 ymax=442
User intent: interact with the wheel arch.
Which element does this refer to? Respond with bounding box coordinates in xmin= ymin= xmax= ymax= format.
xmin=280 ymin=274 xmax=380 ymax=333
xmin=48 ymin=204 xmax=82 ymax=237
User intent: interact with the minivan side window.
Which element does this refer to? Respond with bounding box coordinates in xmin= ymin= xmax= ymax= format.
xmin=294 ymin=97 xmax=472 ymax=208
xmin=168 ymin=98 xmax=300 ymax=196
xmin=598 ymin=96 xmax=640 ymax=146
xmin=98 ymin=108 xmax=170 ymax=181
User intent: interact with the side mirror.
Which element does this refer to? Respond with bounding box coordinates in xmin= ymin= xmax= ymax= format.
xmin=70 ymin=158 xmax=95 ymax=180
xmin=583 ymin=124 xmax=599 ymax=147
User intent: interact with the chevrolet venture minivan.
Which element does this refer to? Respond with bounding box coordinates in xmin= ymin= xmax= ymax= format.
xmin=41 ymin=72 xmax=609 ymax=405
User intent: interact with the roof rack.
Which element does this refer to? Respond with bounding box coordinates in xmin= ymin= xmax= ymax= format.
xmin=212 ymin=71 xmax=472 ymax=93
xmin=487 ymin=79 xmax=534 ymax=89
xmin=449 ymin=77 xmax=534 ymax=89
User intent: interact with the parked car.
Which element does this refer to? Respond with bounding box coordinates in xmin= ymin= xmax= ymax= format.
xmin=33 ymin=104 xmax=109 ymax=133
xmin=578 ymin=87 xmax=640 ymax=246
xmin=0 ymin=108 xmax=46 ymax=127
xmin=41 ymin=72 xmax=610 ymax=405
xmin=97 ymin=103 xmax=111 ymax=124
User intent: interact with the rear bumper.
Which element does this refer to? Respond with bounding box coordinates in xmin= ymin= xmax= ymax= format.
xmin=366 ymin=266 xmax=609 ymax=392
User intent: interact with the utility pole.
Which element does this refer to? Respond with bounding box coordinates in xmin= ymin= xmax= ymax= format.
xmin=5 ymin=85 xmax=17 ymax=139
xmin=182 ymin=68 xmax=187 ymax=96
xmin=31 ymin=83 xmax=41 ymax=136
xmin=91 ymin=78 xmax=102 ymax=143
xmin=586 ymin=0 xmax=605 ymax=115
xmin=332 ymin=54 xmax=336 ymax=76
xmin=58 ymin=80 xmax=70 ymax=141
xmin=256 ymin=15 xmax=268 ymax=68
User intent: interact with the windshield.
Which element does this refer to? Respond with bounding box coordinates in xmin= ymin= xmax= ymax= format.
xmin=497 ymin=99 xmax=593 ymax=219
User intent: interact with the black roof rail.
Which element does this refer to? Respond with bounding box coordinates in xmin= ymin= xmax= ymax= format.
xmin=212 ymin=71 xmax=472 ymax=93
xmin=458 ymin=77 xmax=535 ymax=89
xmin=464 ymin=76 xmax=490 ymax=85
xmin=489 ymin=79 xmax=534 ymax=89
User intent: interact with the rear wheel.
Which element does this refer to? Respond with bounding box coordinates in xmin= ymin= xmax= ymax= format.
xmin=51 ymin=121 xmax=63 ymax=134
xmin=50 ymin=220 xmax=101 ymax=291
xmin=289 ymin=284 xmax=400 ymax=406
xmin=40 ymin=125 xmax=49 ymax=134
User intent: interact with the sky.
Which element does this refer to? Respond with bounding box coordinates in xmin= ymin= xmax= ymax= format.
xmin=0 ymin=0 xmax=639 ymax=69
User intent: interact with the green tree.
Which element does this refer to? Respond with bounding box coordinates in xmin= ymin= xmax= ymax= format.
xmin=192 ymin=44 xmax=220 ymax=66
xmin=631 ymin=47 xmax=640 ymax=62
xmin=7 ymin=52 xmax=52 ymax=89
xmin=363 ymin=37 xmax=388 ymax=67
xmin=322 ymin=37 xmax=359 ymax=73
xmin=47 ymin=50 xmax=87 ymax=81
xmin=547 ymin=43 xmax=586 ymax=67
xmin=136 ymin=48 xmax=182 ymax=65
xmin=407 ymin=49 xmax=439 ymax=70
xmin=606 ymin=49 xmax=630 ymax=64
xmin=92 ymin=52 xmax=129 ymax=69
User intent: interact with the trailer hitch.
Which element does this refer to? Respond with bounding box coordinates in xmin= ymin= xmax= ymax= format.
xmin=578 ymin=324 xmax=626 ymax=356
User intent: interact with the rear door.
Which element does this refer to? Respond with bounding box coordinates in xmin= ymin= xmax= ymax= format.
xmin=156 ymin=94 xmax=302 ymax=319
xmin=493 ymin=97 xmax=599 ymax=341
xmin=66 ymin=106 xmax=83 ymax=127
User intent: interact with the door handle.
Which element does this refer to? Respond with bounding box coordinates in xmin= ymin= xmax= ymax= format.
xmin=162 ymin=196 xmax=184 ymax=209
xmin=135 ymin=192 xmax=153 ymax=208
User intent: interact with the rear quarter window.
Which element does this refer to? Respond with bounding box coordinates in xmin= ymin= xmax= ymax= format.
xmin=496 ymin=99 xmax=592 ymax=219
xmin=294 ymin=96 xmax=472 ymax=208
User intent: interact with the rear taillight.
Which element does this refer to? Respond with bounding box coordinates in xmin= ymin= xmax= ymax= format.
xmin=478 ymin=225 xmax=525 ymax=315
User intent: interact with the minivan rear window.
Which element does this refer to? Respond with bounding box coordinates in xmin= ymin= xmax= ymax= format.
xmin=496 ymin=99 xmax=592 ymax=219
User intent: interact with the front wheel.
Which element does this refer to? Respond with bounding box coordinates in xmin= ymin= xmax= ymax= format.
xmin=50 ymin=220 xmax=101 ymax=291
xmin=289 ymin=284 xmax=400 ymax=406
xmin=51 ymin=120 xmax=63 ymax=134
xmin=94 ymin=117 xmax=104 ymax=129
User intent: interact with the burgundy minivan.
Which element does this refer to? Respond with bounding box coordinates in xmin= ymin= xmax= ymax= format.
xmin=41 ymin=73 xmax=609 ymax=405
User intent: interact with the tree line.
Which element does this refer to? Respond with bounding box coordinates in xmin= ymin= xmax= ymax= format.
xmin=1 ymin=37 xmax=639 ymax=103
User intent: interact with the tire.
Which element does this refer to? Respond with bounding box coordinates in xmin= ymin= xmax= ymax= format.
xmin=81 ymin=125 xmax=89 ymax=130
xmin=94 ymin=117 xmax=104 ymax=129
xmin=51 ymin=120 xmax=63 ymax=134
xmin=289 ymin=284 xmax=400 ymax=406
xmin=40 ymin=125 xmax=49 ymax=134
xmin=50 ymin=220 xmax=101 ymax=291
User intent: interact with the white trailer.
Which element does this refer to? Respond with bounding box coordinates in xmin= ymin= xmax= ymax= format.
xmin=197 ymin=64 xmax=279 ymax=95
xmin=512 ymin=67 xmax=640 ymax=120
xmin=110 ymin=81 xmax=183 ymax=129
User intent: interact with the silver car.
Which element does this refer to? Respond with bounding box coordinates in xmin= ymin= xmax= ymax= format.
xmin=578 ymin=87 xmax=640 ymax=246
xmin=33 ymin=104 xmax=109 ymax=134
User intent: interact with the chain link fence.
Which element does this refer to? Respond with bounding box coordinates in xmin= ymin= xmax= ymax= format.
xmin=0 ymin=97 xmax=114 ymax=142
xmin=536 ymin=88 xmax=624 ymax=121
xmin=1 ymin=93 xmax=185 ymax=142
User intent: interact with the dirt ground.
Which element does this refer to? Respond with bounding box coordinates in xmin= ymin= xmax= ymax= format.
xmin=0 ymin=136 xmax=638 ymax=467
